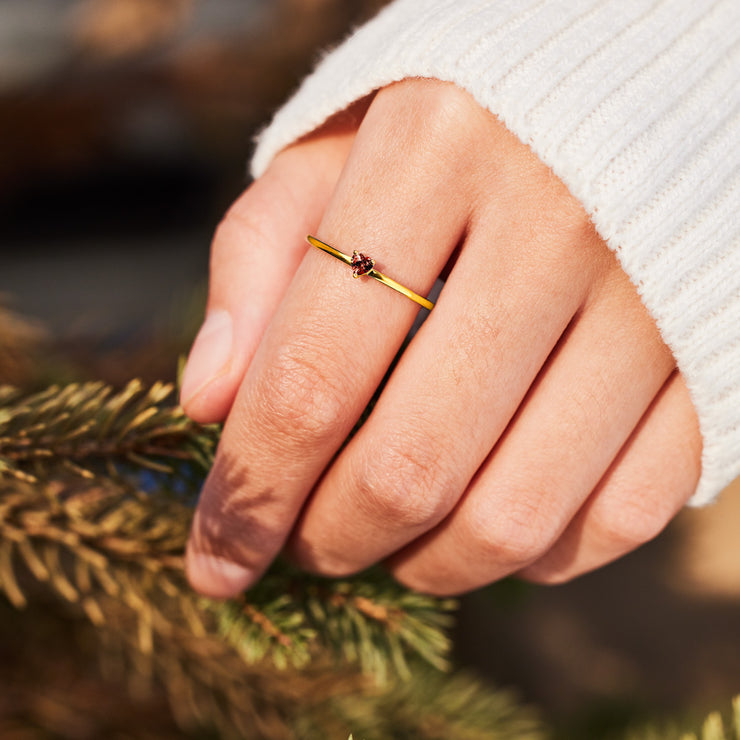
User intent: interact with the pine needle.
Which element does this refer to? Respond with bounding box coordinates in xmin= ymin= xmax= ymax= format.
xmin=0 ymin=380 xmax=218 ymax=488
xmin=0 ymin=377 xmax=544 ymax=738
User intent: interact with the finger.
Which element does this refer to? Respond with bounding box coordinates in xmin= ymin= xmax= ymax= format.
xmin=387 ymin=259 xmax=676 ymax=595
xmin=286 ymin=175 xmax=602 ymax=576
xmin=518 ymin=371 xmax=701 ymax=583
xmin=180 ymin=109 xmax=362 ymax=423
xmin=186 ymin=80 xmax=480 ymax=598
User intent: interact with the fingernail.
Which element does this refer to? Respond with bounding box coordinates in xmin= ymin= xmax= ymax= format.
xmin=186 ymin=550 xmax=255 ymax=599
xmin=181 ymin=309 xmax=233 ymax=406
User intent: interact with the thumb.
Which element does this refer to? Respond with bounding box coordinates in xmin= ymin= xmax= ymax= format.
xmin=180 ymin=117 xmax=359 ymax=424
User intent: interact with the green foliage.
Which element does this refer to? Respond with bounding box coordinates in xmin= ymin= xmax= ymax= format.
xmin=620 ymin=697 xmax=740 ymax=740
xmin=3 ymin=377 xmax=740 ymax=739
xmin=0 ymin=379 xmax=543 ymax=739
xmin=322 ymin=669 xmax=544 ymax=740
xmin=0 ymin=379 xmax=218 ymax=486
xmin=235 ymin=563 xmax=456 ymax=679
xmin=0 ymin=381 xmax=457 ymax=676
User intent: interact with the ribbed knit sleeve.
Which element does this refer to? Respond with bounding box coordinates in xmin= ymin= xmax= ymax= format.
xmin=251 ymin=0 xmax=740 ymax=506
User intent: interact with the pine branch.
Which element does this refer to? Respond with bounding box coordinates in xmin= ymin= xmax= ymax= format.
xmin=0 ymin=476 xmax=189 ymax=617
xmin=0 ymin=378 xmax=547 ymax=738
xmin=0 ymin=474 xmax=456 ymax=683
xmin=305 ymin=570 xmax=455 ymax=679
xmin=0 ymin=474 xmax=462 ymax=737
xmin=622 ymin=696 xmax=740 ymax=740
xmin=95 ymin=596 xmax=366 ymax=740
xmin=0 ymin=380 xmax=457 ymax=676
xmin=324 ymin=669 xmax=545 ymax=740
xmin=0 ymin=380 xmax=218 ymax=486
xmin=229 ymin=564 xmax=456 ymax=681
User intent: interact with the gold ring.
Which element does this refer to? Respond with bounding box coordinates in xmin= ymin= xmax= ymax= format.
xmin=306 ymin=235 xmax=434 ymax=311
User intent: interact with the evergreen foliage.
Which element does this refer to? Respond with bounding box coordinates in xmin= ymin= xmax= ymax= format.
xmin=623 ymin=697 xmax=740 ymax=740
xmin=0 ymin=379 xmax=544 ymax=738
xmin=0 ymin=379 xmax=217 ymax=486
xmin=0 ymin=321 xmax=735 ymax=738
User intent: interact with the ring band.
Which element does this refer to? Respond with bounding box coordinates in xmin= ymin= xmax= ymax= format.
xmin=306 ymin=235 xmax=434 ymax=311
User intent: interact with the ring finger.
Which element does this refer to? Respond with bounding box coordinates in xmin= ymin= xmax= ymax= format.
xmin=186 ymin=80 xmax=479 ymax=597
xmin=287 ymin=196 xmax=602 ymax=575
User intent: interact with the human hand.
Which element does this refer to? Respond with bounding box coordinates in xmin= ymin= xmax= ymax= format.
xmin=180 ymin=79 xmax=702 ymax=598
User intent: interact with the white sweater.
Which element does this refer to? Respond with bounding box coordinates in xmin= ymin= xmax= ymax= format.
xmin=251 ymin=0 xmax=740 ymax=506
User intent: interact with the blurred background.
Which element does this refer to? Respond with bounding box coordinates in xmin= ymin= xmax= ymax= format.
xmin=1 ymin=0 xmax=739 ymax=737
xmin=0 ymin=0 xmax=386 ymax=383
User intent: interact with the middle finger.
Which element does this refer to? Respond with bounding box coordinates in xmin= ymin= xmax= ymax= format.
xmin=288 ymin=188 xmax=602 ymax=575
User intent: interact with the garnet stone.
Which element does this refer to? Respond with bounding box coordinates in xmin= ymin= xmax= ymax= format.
xmin=351 ymin=251 xmax=375 ymax=278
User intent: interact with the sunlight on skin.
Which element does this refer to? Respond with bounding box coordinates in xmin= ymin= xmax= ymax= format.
xmin=181 ymin=80 xmax=701 ymax=600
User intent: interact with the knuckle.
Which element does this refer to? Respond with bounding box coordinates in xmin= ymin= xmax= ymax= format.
xmin=353 ymin=432 xmax=454 ymax=530
xmin=412 ymin=81 xmax=483 ymax=140
xmin=373 ymin=80 xmax=486 ymax=168
xmin=592 ymin=491 xmax=673 ymax=551
xmin=465 ymin=492 xmax=556 ymax=569
xmin=211 ymin=170 xmax=299 ymax=259
xmin=209 ymin=201 xmax=278 ymax=294
xmin=254 ymin=342 xmax=348 ymax=447
xmin=213 ymin=199 xmax=269 ymax=255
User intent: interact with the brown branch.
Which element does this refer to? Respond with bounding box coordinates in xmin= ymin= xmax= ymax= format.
xmin=1 ymin=436 xmax=201 ymax=464
xmin=329 ymin=591 xmax=404 ymax=631
xmin=241 ymin=602 xmax=293 ymax=649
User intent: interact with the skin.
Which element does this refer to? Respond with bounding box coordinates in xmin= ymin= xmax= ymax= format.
xmin=180 ymin=79 xmax=703 ymax=599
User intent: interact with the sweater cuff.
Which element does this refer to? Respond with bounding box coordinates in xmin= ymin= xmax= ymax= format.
xmin=252 ymin=0 xmax=740 ymax=505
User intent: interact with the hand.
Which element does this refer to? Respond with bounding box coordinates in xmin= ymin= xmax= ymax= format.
xmin=180 ymin=79 xmax=702 ymax=598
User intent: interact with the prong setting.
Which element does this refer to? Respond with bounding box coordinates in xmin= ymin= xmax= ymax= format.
xmin=351 ymin=251 xmax=375 ymax=278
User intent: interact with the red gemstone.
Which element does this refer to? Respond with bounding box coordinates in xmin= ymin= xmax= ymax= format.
xmin=351 ymin=251 xmax=375 ymax=277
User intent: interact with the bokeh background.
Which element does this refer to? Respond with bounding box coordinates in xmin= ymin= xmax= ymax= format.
xmin=2 ymin=0 xmax=740 ymax=737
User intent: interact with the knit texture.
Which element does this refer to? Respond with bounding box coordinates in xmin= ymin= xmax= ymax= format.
xmin=251 ymin=0 xmax=740 ymax=505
